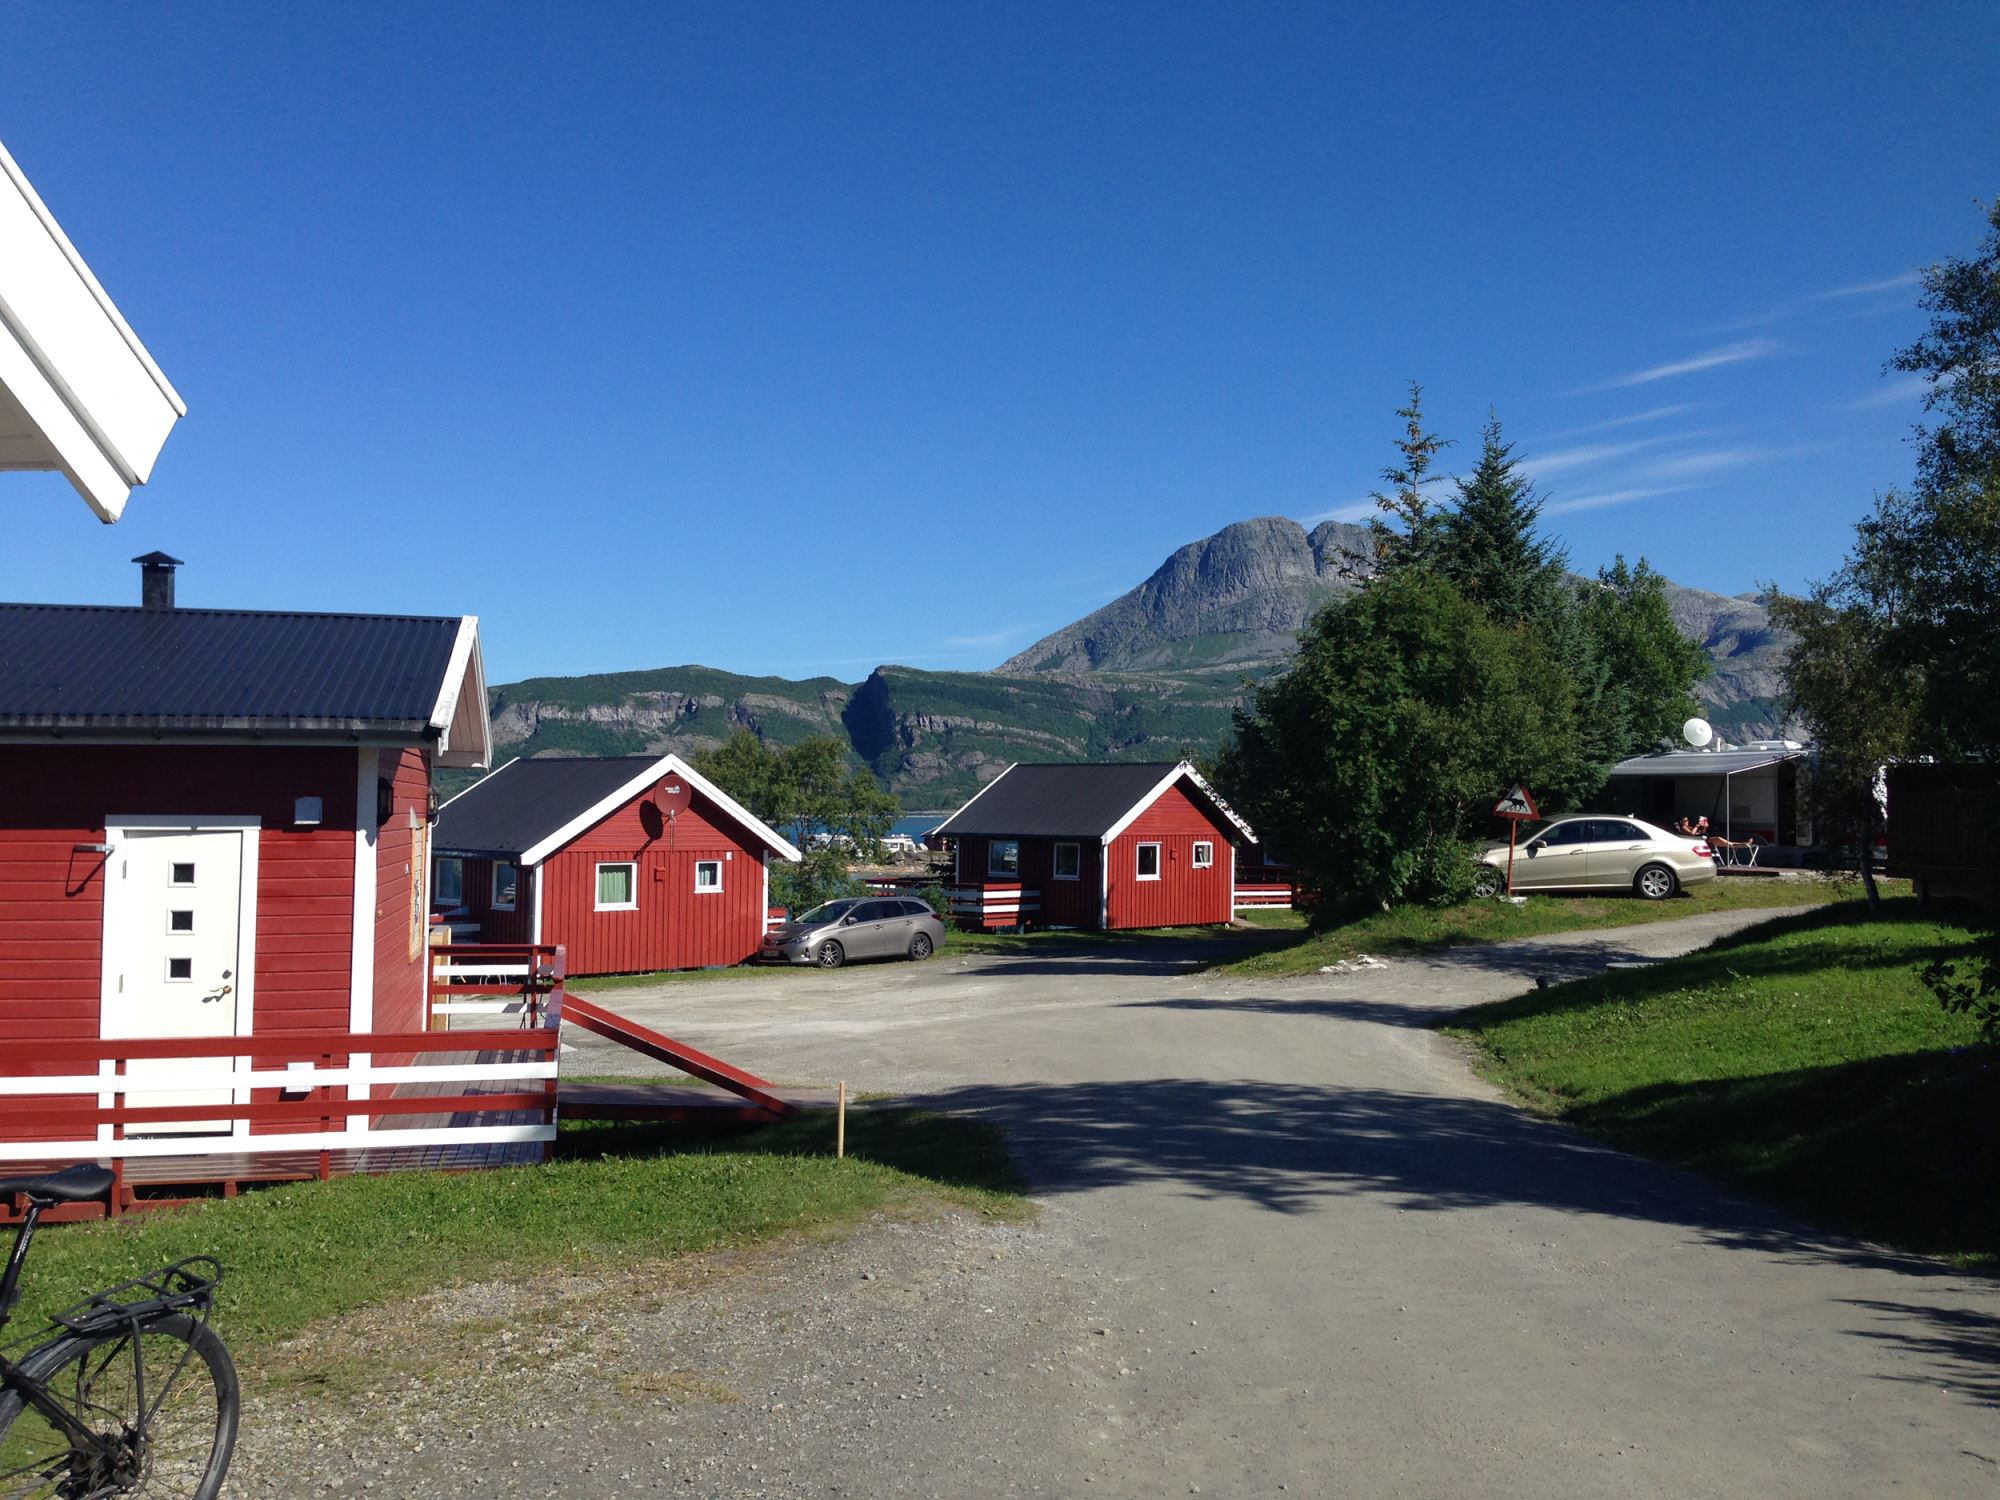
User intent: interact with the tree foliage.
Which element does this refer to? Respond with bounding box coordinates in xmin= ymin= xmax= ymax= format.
xmin=692 ymin=732 xmax=899 ymax=912
xmin=1217 ymin=570 xmax=1581 ymax=909
xmin=1780 ymin=198 xmax=2000 ymax=1037
xmin=1218 ymin=401 xmax=1709 ymax=913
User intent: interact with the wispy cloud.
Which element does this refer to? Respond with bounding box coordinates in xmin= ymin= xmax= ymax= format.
xmin=946 ymin=624 xmax=1035 ymax=651
xmin=1626 ymin=445 xmax=1801 ymax=482
xmin=1299 ymin=499 xmax=1377 ymax=524
xmin=1544 ymin=485 xmax=1699 ymax=516
xmin=1579 ymin=339 xmax=1780 ymax=392
xmin=1708 ymin=270 xmax=1921 ymax=332
xmin=1809 ymin=270 xmax=1921 ymax=302
xmin=1847 ymin=371 xmax=1930 ymax=410
xmin=1541 ymin=403 xmax=1706 ymax=441
xmin=1519 ymin=432 xmax=1690 ymax=479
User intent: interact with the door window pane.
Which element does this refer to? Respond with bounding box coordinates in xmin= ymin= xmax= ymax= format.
xmin=169 ymin=910 xmax=194 ymax=933
xmin=171 ymin=862 xmax=195 ymax=885
xmin=167 ymin=957 xmax=193 ymax=981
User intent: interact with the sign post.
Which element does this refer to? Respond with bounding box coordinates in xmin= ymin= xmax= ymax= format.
xmin=1492 ymin=784 xmax=1540 ymax=896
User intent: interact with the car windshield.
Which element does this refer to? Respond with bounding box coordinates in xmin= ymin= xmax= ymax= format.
xmin=796 ymin=899 xmax=863 ymax=925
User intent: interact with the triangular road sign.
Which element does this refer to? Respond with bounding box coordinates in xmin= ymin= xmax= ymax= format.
xmin=1493 ymin=784 xmax=1540 ymax=820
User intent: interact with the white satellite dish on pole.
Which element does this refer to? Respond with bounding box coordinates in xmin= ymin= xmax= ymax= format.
xmin=1683 ymin=717 xmax=1714 ymax=749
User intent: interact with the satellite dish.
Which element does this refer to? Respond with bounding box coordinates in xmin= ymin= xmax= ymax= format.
xmin=1682 ymin=717 xmax=1714 ymax=749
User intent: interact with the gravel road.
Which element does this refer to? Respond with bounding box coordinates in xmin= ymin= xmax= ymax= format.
xmin=228 ymin=909 xmax=2000 ymax=1497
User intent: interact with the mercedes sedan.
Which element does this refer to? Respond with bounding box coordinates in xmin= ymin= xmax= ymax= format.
xmin=761 ymin=896 xmax=947 ymax=968
xmin=1474 ymin=816 xmax=1716 ymax=900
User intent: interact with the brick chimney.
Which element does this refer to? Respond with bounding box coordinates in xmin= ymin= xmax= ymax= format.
xmin=132 ymin=551 xmax=183 ymax=610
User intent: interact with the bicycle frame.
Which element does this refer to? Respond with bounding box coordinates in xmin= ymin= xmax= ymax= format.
xmin=0 ymin=1197 xmax=132 ymax=1474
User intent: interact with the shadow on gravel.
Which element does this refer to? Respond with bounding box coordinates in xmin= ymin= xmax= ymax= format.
xmin=1840 ymin=1298 xmax=2000 ymax=1407
xmin=908 ymin=1075 xmax=1997 ymax=1404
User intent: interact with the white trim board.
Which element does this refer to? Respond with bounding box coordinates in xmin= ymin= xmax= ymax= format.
xmin=1099 ymin=760 xmax=1258 ymax=846
xmin=430 ymin=616 xmax=492 ymax=769
xmin=517 ymin=753 xmax=803 ymax=867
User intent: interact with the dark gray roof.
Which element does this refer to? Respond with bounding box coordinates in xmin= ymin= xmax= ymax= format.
xmin=434 ymin=757 xmax=664 ymax=858
xmin=0 ymin=603 xmax=464 ymax=735
xmin=934 ymin=762 xmax=1244 ymax=840
xmin=1609 ymin=749 xmax=1806 ymax=778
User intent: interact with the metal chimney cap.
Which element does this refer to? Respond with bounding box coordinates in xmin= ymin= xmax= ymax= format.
xmin=131 ymin=551 xmax=185 ymax=567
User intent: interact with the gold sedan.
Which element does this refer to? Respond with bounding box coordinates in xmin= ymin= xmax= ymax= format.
xmin=1473 ymin=817 xmax=1717 ymax=899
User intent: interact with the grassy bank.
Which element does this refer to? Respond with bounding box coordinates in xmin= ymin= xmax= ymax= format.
xmin=1447 ymin=900 xmax=1998 ymax=1264
xmin=1214 ymin=876 xmax=1897 ymax=977
xmin=7 ymin=1109 xmax=1025 ymax=1354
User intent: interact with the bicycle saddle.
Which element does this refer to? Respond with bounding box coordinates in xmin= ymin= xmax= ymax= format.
xmin=0 ymin=1164 xmax=115 ymax=1203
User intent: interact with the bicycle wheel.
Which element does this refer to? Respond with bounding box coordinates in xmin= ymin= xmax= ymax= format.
xmin=0 ymin=1313 xmax=237 ymax=1498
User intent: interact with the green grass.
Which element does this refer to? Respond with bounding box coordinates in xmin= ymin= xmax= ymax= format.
xmin=1213 ymin=876 xmax=1901 ymax=977
xmin=4 ymin=1110 xmax=1025 ymax=1356
xmin=1446 ymin=900 xmax=1999 ymax=1264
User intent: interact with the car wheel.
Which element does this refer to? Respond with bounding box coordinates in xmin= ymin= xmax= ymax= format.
xmin=816 ymin=940 xmax=846 ymax=969
xmin=1472 ymin=865 xmax=1504 ymax=898
xmin=908 ymin=931 xmax=934 ymax=961
xmin=1635 ymin=863 xmax=1678 ymax=901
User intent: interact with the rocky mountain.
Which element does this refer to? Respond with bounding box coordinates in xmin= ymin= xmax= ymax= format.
xmin=1000 ymin=515 xmax=1791 ymax=739
xmin=478 ymin=516 xmax=1793 ymax=807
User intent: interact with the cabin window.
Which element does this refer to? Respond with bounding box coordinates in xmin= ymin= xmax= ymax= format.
xmin=435 ymin=857 xmax=464 ymax=908
xmin=694 ymin=860 xmax=723 ymax=893
xmin=1052 ymin=842 xmax=1081 ymax=879
xmin=596 ymin=862 xmax=638 ymax=910
xmin=988 ymin=840 xmax=1020 ymax=878
xmin=1136 ymin=843 xmax=1161 ymax=880
xmin=1191 ymin=841 xmax=1214 ymax=869
xmin=492 ymin=860 xmax=518 ymax=911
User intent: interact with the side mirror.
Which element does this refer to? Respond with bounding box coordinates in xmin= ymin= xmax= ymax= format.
xmin=1526 ymin=841 xmax=1544 ymax=855
xmin=842 ymin=915 xmax=858 ymax=925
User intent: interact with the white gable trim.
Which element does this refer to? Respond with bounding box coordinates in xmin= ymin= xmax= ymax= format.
xmin=931 ymin=762 xmax=1019 ymax=836
xmin=1099 ymin=761 xmax=1258 ymax=846
xmin=429 ymin=616 xmax=492 ymax=770
xmin=517 ymin=753 xmax=803 ymax=867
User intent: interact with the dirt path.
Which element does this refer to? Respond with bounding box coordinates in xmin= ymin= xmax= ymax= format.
xmin=233 ymin=910 xmax=2000 ymax=1496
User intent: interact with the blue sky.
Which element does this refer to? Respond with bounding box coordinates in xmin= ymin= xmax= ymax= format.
xmin=4 ymin=3 xmax=1996 ymax=685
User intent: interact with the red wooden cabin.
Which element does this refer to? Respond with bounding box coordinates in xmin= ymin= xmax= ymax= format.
xmin=932 ymin=761 xmax=1256 ymax=930
xmin=431 ymin=754 xmax=802 ymax=976
xmin=0 ymin=556 xmax=505 ymax=1200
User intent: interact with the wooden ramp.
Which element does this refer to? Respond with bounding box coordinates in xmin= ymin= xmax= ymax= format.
xmin=560 ymin=1081 xmax=838 ymax=1123
xmin=559 ymin=993 xmax=800 ymax=1119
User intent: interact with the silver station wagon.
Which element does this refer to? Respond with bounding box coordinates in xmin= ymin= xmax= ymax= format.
xmin=761 ymin=896 xmax=947 ymax=968
xmin=1474 ymin=816 xmax=1716 ymax=900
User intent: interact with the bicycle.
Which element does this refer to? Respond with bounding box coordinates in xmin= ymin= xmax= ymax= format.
xmin=0 ymin=1165 xmax=237 ymax=1498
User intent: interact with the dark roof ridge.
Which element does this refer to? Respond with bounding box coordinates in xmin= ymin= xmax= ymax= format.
xmin=0 ymin=600 xmax=467 ymax=625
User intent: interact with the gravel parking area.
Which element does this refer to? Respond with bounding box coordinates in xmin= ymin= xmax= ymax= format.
xmin=227 ymin=910 xmax=2000 ymax=1497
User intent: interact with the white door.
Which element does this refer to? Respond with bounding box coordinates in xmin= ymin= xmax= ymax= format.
xmin=102 ymin=823 xmax=255 ymax=1134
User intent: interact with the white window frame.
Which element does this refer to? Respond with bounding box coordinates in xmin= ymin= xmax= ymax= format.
xmin=433 ymin=856 xmax=464 ymax=908
xmin=594 ymin=861 xmax=638 ymax=911
xmin=988 ymin=839 xmax=1020 ymax=879
xmin=1052 ymin=841 xmax=1081 ymax=881
xmin=1191 ymin=841 xmax=1214 ymax=869
xmin=694 ymin=859 xmax=723 ymax=894
xmin=491 ymin=859 xmax=518 ymax=911
xmin=1136 ymin=842 xmax=1162 ymax=881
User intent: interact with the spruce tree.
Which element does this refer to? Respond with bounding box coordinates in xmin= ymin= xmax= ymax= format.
xmin=1367 ymin=382 xmax=1452 ymax=572
xmin=1434 ymin=414 xmax=1568 ymax=626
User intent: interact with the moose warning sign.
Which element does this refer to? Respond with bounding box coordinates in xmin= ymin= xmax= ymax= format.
xmin=1493 ymin=785 xmax=1540 ymax=821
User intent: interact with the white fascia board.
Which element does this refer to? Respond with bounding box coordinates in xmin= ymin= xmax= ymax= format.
xmin=1099 ymin=761 xmax=1259 ymax=846
xmin=430 ymin=617 xmax=492 ymax=769
xmin=518 ymin=753 xmax=803 ymax=867
xmin=930 ymin=762 xmax=1019 ymax=837
xmin=0 ymin=139 xmax=185 ymax=523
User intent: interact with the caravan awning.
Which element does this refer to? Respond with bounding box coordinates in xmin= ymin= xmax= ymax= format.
xmin=1607 ymin=750 xmax=1799 ymax=778
xmin=0 ymin=140 xmax=185 ymax=523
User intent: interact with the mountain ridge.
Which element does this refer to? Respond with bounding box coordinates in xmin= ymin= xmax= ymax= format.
xmin=480 ymin=516 xmax=1791 ymax=806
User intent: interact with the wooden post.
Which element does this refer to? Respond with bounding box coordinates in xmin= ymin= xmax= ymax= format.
xmin=837 ymin=1080 xmax=847 ymax=1160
